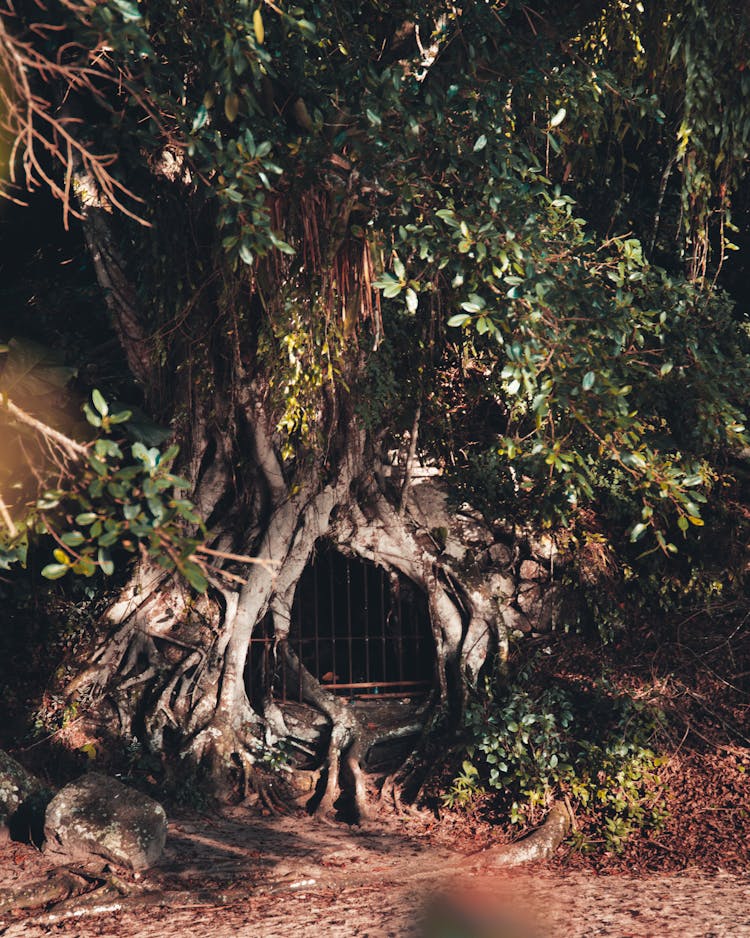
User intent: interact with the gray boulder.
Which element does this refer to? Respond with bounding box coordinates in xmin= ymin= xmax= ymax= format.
xmin=44 ymin=772 xmax=167 ymax=869
xmin=0 ymin=750 xmax=42 ymax=824
xmin=0 ymin=749 xmax=52 ymax=842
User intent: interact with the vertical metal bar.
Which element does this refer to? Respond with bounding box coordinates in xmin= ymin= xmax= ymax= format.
xmin=329 ymin=552 xmax=336 ymax=691
xmin=314 ymin=564 xmax=320 ymax=681
xmin=346 ymin=558 xmax=353 ymax=698
xmin=397 ymin=582 xmax=404 ymax=685
xmin=363 ymin=560 xmax=370 ymax=684
xmin=380 ymin=567 xmax=387 ymax=685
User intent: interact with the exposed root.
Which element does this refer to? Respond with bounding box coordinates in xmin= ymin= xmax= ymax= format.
xmin=0 ymin=868 xmax=92 ymax=915
xmin=244 ymin=768 xmax=302 ymax=816
xmin=280 ymin=644 xmax=373 ymax=821
xmin=467 ymin=800 xmax=572 ymax=869
xmin=0 ymin=865 xmax=122 ymax=918
xmin=316 ymin=729 xmax=344 ymax=818
xmin=343 ymin=739 xmax=370 ymax=822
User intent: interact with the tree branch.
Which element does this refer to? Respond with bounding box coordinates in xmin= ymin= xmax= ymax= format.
xmin=2 ymin=396 xmax=88 ymax=460
xmin=74 ymin=168 xmax=160 ymax=394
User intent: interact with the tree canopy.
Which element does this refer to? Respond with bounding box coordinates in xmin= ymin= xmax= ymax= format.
xmin=2 ymin=0 xmax=749 ymax=582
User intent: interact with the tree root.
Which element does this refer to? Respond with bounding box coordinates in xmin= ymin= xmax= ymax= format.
xmin=466 ymin=800 xmax=572 ymax=869
xmin=0 ymin=865 xmax=127 ymax=923
xmin=245 ymin=770 xmax=301 ymax=816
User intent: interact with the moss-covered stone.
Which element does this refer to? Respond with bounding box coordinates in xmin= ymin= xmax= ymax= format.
xmin=44 ymin=772 xmax=168 ymax=869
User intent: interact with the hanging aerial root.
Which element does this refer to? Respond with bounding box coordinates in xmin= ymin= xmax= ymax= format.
xmin=342 ymin=739 xmax=370 ymax=823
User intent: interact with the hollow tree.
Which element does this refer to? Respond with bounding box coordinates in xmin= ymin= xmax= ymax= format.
xmin=1 ymin=0 xmax=749 ymax=818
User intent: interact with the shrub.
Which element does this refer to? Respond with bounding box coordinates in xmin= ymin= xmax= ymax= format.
xmin=444 ymin=665 xmax=669 ymax=853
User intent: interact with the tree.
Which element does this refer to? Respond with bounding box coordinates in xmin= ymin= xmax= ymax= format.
xmin=1 ymin=0 xmax=748 ymax=818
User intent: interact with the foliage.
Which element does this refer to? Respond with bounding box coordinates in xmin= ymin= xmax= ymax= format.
xmin=0 ymin=365 xmax=209 ymax=589
xmin=444 ymin=666 xmax=669 ymax=853
xmin=4 ymin=0 xmax=750 ymax=572
xmin=1 ymin=0 xmax=750 ymax=571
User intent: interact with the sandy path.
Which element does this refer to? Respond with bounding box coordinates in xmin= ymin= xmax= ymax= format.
xmin=1 ymin=809 xmax=748 ymax=937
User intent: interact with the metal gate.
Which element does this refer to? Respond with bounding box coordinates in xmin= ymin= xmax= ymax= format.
xmin=246 ymin=548 xmax=433 ymax=701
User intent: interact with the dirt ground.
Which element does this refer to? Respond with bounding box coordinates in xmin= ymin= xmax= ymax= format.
xmin=0 ymin=805 xmax=748 ymax=938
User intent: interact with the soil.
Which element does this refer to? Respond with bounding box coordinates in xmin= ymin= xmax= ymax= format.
xmin=0 ymin=804 xmax=748 ymax=938
xmin=1 ymin=596 xmax=747 ymax=936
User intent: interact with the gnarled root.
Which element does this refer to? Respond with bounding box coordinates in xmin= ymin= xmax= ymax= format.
xmin=468 ymin=800 xmax=572 ymax=868
xmin=0 ymin=866 xmax=114 ymax=916
xmin=281 ymin=644 xmax=372 ymax=823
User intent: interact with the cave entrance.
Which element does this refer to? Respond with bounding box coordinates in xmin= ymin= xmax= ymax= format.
xmin=248 ymin=546 xmax=434 ymax=702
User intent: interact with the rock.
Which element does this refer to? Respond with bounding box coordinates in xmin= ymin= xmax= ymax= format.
xmin=488 ymin=543 xmax=513 ymax=566
xmin=527 ymin=534 xmax=559 ymax=563
xmin=0 ymin=751 xmax=42 ymax=825
xmin=0 ymin=750 xmax=52 ymax=843
xmin=488 ymin=572 xmax=516 ymax=599
xmin=501 ymin=605 xmax=533 ymax=634
xmin=516 ymin=582 xmax=543 ymax=615
xmin=44 ymin=772 xmax=167 ymax=870
xmin=519 ymin=559 xmax=545 ymax=580
xmin=516 ymin=583 xmax=562 ymax=633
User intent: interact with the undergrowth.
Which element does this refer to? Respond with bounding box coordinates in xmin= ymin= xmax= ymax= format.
xmin=444 ymin=661 xmax=670 ymax=853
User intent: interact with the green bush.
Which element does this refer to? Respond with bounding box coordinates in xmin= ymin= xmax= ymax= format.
xmin=444 ymin=666 xmax=669 ymax=853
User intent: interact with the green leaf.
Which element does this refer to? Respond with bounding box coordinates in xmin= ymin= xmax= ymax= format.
xmin=72 ymin=557 xmax=96 ymax=577
xmin=271 ymin=234 xmax=296 ymax=255
xmin=435 ymin=209 xmax=459 ymax=227
xmin=582 ymin=371 xmax=595 ymax=390
xmin=549 ymin=107 xmax=567 ymax=128
xmin=192 ymin=105 xmax=208 ymax=133
xmin=92 ymin=389 xmax=108 ymax=417
xmin=83 ymin=403 xmax=101 ymax=428
xmin=224 ymin=93 xmax=240 ymax=123
xmin=88 ymin=455 xmax=108 ymax=476
xmin=239 ymin=241 xmax=255 ymax=266
xmin=295 ymin=18 xmax=316 ymax=39
xmin=41 ymin=563 xmax=69 ymax=580
xmin=473 ymin=134 xmax=487 ymax=151
xmin=98 ymin=547 xmax=115 ymax=576
xmin=405 ymin=288 xmax=418 ymax=313
xmin=182 ymin=560 xmax=208 ymax=593
xmin=75 ymin=513 xmax=98 ymax=526
xmin=112 ymin=0 xmax=141 ymax=22
xmin=447 ymin=313 xmax=471 ymax=327
xmin=630 ymin=522 xmax=648 ymax=542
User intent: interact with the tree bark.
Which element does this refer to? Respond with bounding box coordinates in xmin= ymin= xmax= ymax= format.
xmin=68 ymin=405 xmax=511 ymax=815
xmin=66 ymin=166 xmax=513 ymax=819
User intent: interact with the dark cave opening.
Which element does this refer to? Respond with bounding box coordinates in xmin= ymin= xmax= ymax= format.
xmin=246 ymin=546 xmax=434 ymax=703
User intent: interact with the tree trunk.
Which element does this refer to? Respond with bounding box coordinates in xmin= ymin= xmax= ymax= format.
xmin=67 ymin=168 xmax=516 ymax=821
xmin=70 ymin=413 xmax=513 ymax=818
